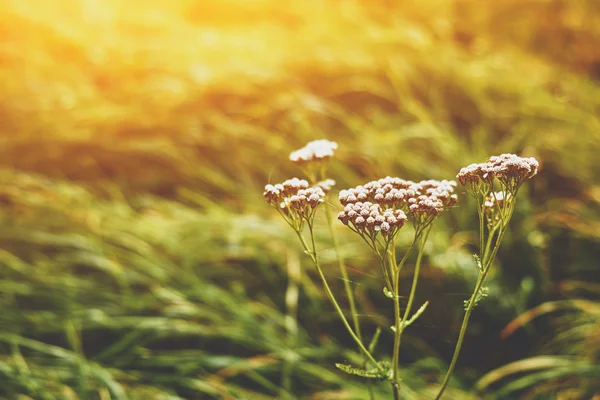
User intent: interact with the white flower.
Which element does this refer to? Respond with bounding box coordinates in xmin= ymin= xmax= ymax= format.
xmin=289 ymin=139 xmax=338 ymax=163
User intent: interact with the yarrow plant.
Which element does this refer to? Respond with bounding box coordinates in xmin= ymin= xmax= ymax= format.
xmin=337 ymin=177 xmax=457 ymax=397
xmin=435 ymin=153 xmax=539 ymax=399
xmin=264 ymin=142 xmax=538 ymax=399
xmin=264 ymin=178 xmax=327 ymax=232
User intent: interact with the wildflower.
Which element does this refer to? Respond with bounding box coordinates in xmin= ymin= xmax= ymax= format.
xmin=315 ymin=179 xmax=336 ymax=193
xmin=436 ymin=154 xmax=539 ymax=398
xmin=339 ymin=178 xmax=456 ymax=216
xmin=289 ymin=139 xmax=338 ymax=164
xmin=264 ymin=178 xmax=326 ymax=231
xmin=408 ymin=195 xmax=443 ymax=217
xmin=338 ymin=177 xmax=456 ymax=248
xmin=337 ymin=202 xmax=407 ymax=238
xmin=489 ymin=154 xmax=539 ymax=192
xmin=457 ymin=154 xmax=539 ymax=196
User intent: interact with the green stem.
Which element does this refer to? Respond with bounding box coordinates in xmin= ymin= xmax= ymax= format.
xmin=391 ymin=251 xmax=402 ymax=400
xmin=484 ymin=227 xmax=507 ymax=272
xmin=436 ymin=203 xmax=514 ymax=399
xmin=391 ymin=236 xmax=417 ymax=397
xmin=324 ymin=205 xmax=363 ymax=344
xmin=477 ymin=200 xmax=485 ymax=260
xmin=482 ymin=224 xmax=499 ymax=267
xmin=401 ymin=225 xmax=431 ymax=325
xmin=295 ymin=227 xmax=383 ymax=372
xmin=434 ymin=271 xmax=486 ymax=400
xmin=380 ymin=255 xmax=393 ymax=294
xmin=323 ymin=205 xmax=375 ymax=400
xmin=482 ymin=203 xmax=514 ymax=269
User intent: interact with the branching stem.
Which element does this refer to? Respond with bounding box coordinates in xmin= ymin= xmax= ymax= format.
xmin=390 ymin=236 xmax=418 ymax=398
xmin=295 ymin=226 xmax=383 ymax=372
xmin=435 ymin=202 xmax=514 ymax=399
xmin=323 ymin=205 xmax=375 ymax=400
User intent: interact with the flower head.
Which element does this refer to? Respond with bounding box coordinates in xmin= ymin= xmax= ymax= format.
xmin=289 ymin=139 xmax=338 ymax=164
xmin=315 ymin=179 xmax=336 ymax=193
xmin=338 ymin=177 xmax=457 ymax=240
xmin=264 ymin=178 xmax=326 ymax=231
xmin=488 ymin=154 xmax=539 ymax=189
xmin=457 ymin=154 xmax=539 ymax=195
xmin=340 ymin=178 xmax=456 ymax=214
xmin=338 ymin=202 xmax=407 ymax=237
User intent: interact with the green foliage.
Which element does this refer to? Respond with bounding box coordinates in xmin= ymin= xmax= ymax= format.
xmin=335 ymin=362 xmax=391 ymax=381
xmin=477 ymin=300 xmax=600 ymax=399
xmin=463 ymin=287 xmax=488 ymax=310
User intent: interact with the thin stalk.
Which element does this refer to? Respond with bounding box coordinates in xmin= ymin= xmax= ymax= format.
xmin=379 ymin=256 xmax=393 ymax=295
xmin=324 ymin=205 xmax=374 ymax=400
xmin=401 ymin=225 xmax=431 ymax=325
xmin=482 ymin=224 xmax=499 ymax=267
xmin=484 ymin=205 xmax=514 ymax=268
xmin=477 ymin=200 xmax=485 ymax=260
xmin=324 ymin=205 xmax=363 ymax=344
xmin=391 ymin=249 xmax=402 ymax=400
xmin=482 ymin=204 xmax=514 ymax=268
xmin=483 ymin=226 xmax=508 ymax=272
xmin=394 ymin=239 xmax=415 ymax=273
xmin=295 ymin=227 xmax=383 ymax=372
xmin=391 ymin=236 xmax=417 ymax=398
xmin=436 ymin=204 xmax=513 ymax=399
xmin=434 ymin=271 xmax=486 ymax=400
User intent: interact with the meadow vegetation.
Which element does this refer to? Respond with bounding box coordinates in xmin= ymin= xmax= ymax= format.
xmin=0 ymin=0 xmax=599 ymax=398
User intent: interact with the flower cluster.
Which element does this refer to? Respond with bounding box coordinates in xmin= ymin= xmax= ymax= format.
xmin=339 ymin=178 xmax=457 ymax=218
xmin=338 ymin=202 xmax=407 ymax=237
xmin=289 ymin=139 xmax=338 ymax=164
xmin=337 ymin=177 xmax=457 ymax=245
xmin=339 ymin=177 xmax=412 ymax=208
xmin=410 ymin=180 xmax=458 ymax=216
xmin=264 ymin=178 xmax=308 ymax=203
xmin=315 ymin=179 xmax=336 ymax=193
xmin=264 ymin=178 xmax=326 ymax=230
xmin=457 ymin=154 xmax=539 ymax=195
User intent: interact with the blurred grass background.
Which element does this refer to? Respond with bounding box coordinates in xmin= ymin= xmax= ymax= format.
xmin=1 ymin=0 xmax=599 ymax=398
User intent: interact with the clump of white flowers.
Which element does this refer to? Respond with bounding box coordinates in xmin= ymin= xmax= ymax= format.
xmin=289 ymin=139 xmax=338 ymax=164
